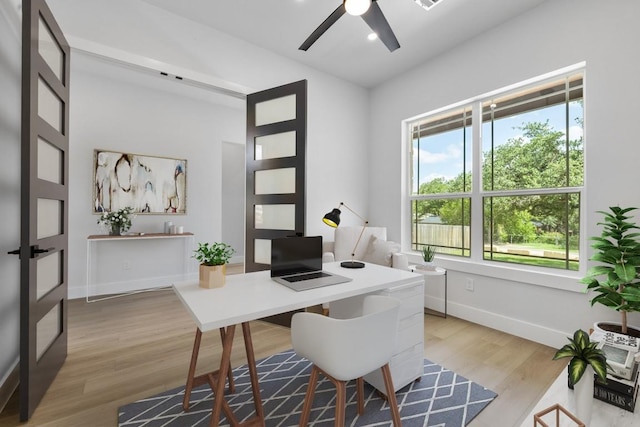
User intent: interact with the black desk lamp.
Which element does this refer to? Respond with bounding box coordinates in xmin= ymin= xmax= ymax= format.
xmin=323 ymin=202 xmax=368 ymax=269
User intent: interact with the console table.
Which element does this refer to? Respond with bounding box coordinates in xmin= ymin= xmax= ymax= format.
xmin=86 ymin=232 xmax=194 ymax=302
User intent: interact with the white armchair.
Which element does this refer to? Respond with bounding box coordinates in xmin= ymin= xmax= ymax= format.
xmin=322 ymin=226 xmax=408 ymax=270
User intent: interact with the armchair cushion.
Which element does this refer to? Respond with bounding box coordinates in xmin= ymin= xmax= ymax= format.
xmin=333 ymin=227 xmax=387 ymax=261
xmin=362 ymin=235 xmax=400 ymax=267
xmin=326 ymin=226 xmax=408 ymax=269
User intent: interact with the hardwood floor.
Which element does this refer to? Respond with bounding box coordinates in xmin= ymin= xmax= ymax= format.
xmin=0 ymin=273 xmax=566 ymax=427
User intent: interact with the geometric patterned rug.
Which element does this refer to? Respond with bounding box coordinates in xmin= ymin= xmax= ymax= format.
xmin=118 ymin=349 xmax=497 ymax=427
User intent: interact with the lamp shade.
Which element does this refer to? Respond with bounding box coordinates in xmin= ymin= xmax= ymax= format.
xmin=345 ymin=0 xmax=371 ymax=16
xmin=322 ymin=208 xmax=341 ymax=228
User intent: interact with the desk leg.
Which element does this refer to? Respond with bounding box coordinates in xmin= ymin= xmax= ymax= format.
xmin=183 ymin=328 xmax=235 ymax=411
xmin=241 ymin=322 xmax=265 ymax=421
xmin=209 ymin=323 xmax=264 ymax=427
xmin=210 ymin=324 xmax=236 ymax=427
xmin=183 ymin=328 xmax=203 ymax=411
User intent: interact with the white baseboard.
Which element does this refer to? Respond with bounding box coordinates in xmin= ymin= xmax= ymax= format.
xmin=69 ymin=273 xmax=199 ymax=300
xmin=446 ymin=300 xmax=568 ymax=349
xmin=0 ymin=360 xmax=19 ymax=414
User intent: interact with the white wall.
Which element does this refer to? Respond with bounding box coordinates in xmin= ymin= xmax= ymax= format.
xmin=369 ymin=0 xmax=640 ymax=347
xmin=68 ymin=52 xmax=246 ymax=297
xmin=46 ymin=0 xmax=371 ymax=297
xmin=0 ymin=0 xmax=21 ymax=405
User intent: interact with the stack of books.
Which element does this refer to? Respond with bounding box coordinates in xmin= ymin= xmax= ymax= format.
xmin=593 ymin=368 xmax=638 ymax=412
xmin=590 ymin=330 xmax=640 ymax=412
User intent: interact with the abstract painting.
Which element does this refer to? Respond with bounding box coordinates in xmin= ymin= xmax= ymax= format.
xmin=93 ymin=150 xmax=187 ymax=214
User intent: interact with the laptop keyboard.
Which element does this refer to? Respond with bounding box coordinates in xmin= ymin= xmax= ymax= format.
xmin=283 ymin=272 xmax=329 ymax=283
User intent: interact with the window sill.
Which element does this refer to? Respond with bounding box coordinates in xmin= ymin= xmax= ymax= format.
xmin=405 ymin=253 xmax=584 ymax=293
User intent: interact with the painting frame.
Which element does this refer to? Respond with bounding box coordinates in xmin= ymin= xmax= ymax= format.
xmin=93 ymin=149 xmax=187 ymax=214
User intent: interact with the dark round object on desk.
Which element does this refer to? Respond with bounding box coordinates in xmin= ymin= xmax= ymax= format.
xmin=340 ymin=261 xmax=365 ymax=269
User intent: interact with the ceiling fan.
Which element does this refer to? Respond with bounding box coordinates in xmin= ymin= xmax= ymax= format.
xmin=299 ymin=0 xmax=400 ymax=52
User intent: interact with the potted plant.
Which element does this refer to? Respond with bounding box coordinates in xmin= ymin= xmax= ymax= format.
xmin=553 ymin=329 xmax=608 ymax=424
xmin=581 ymin=206 xmax=640 ymax=337
xmin=193 ymin=242 xmax=235 ymax=288
xmin=97 ymin=206 xmax=134 ymax=235
xmin=421 ymin=245 xmax=436 ymax=270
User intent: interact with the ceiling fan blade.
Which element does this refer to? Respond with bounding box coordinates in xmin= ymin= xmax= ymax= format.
xmin=361 ymin=0 xmax=400 ymax=52
xmin=299 ymin=3 xmax=346 ymax=51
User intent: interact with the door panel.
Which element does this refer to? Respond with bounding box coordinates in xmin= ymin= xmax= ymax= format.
xmin=245 ymin=80 xmax=307 ymax=273
xmin=19 ymin=0 xmax=70 ymax=420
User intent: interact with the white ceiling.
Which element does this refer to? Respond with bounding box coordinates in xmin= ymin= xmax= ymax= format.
xmin=141 ymin=0 xmax=548 ymax=88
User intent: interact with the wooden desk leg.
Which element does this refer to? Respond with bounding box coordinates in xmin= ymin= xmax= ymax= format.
xmin=241 ymin=322 xmax=265 ymax=421
xmin=210 ymin=324 xmax=236 ymax=427
xmin=183 ymin=327 xmax=236 ymax=411
xmin=219 ymin=327 xmax=236 ymax=393
xmin=183 ymin=328 xmax=203 ymax=411
xmin=209 ymin=323 xmax=265 ymax=427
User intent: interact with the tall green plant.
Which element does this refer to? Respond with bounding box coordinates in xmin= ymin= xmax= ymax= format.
xmin=581 ymin=206 xmax=640 ymax=334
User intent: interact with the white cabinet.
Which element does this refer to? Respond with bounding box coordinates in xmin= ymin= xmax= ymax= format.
xmin=329 ymin=277 xmax=425 ymax=394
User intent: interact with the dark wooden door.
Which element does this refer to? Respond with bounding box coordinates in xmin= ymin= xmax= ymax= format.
xmin=245 ymin=80 xmax=307 ymax=273
xmin=18 ymin=0 xmax=70 ymax=420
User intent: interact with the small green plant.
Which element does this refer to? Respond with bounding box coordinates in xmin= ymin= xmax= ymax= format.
xmin=581 ymin=206 xmax=640 ymax=335
xmin=193 ymin=242 xmax=235 ymax=266
xmin=553 ymin=329 xmax=608 ymax=386
xmin=421 ymin=245 xmax=436 ymax=262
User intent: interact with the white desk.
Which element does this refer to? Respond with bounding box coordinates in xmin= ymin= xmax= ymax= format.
xmin=173 ymin=262 xmax=423 ymax=427
xmin=521 ymin=369 xmax=639 ymax=426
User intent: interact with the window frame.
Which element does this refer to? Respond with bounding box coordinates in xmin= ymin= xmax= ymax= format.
xmin=401 ymin=64 xmax=587 ymax=292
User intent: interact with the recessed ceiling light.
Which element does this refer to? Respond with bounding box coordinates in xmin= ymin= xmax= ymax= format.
xmin=367 ymin=33 xmax=378 ymax=41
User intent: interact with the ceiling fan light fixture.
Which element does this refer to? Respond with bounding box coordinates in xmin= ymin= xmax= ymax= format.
xmin=345 ymin=0 xmax=371 ymax=16
xmin=367 ymin=32 xmax=378 ymax=41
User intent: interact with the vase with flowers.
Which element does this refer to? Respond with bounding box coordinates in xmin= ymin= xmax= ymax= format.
xmin=97 ymin=207 xmax=134 ymax=236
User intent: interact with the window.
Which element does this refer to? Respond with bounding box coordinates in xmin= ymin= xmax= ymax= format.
xmin=408 ymin=71 xmax=584 ymax=270
xmin=410 ymin=107 xmax=472 ymax=256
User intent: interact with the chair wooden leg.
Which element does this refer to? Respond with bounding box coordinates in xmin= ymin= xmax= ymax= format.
xmin=299 ymin=365 xmax=320 ymax=426
xmin=334 ymin=380 xmax=346 ymax=427
xmin=381 ymin=364 xmax=402 ymax=427
xmin=356 ymin=377 xmax=364 ymax=415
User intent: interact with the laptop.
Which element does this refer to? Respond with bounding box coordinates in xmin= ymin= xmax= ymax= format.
xmin=271 ymin=236 xmax=352 ymax=291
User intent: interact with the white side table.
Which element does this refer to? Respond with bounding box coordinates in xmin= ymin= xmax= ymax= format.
xmin=409 ymin=265 xmax=447 ymax=318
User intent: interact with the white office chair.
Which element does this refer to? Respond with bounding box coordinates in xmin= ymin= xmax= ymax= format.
xmin=291 ymin=295 xmax=403 ymax=427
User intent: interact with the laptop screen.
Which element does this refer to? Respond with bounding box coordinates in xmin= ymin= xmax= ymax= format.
xmin=270 ymin=236 xmax=323 ymax=278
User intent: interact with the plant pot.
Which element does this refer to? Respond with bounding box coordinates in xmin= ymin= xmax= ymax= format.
xmin=593 ymin=321 xmax=640 ymax=338
xmin=199 ymin=264 xmax=226 ymax=289
xmin=421 ymin=261 xmax=436 ymax=271
xmin=572 ymin=365 xmax=594 ymax=425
